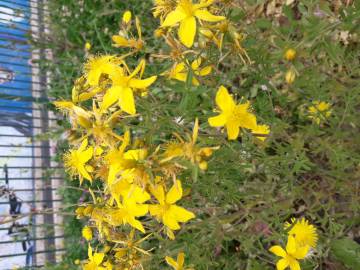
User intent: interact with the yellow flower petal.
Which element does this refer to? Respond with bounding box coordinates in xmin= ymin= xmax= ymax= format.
xmin=191 ymin=77 xmax=199 ymax=86
xmin=252 ymin=124 xmax=270 ymax=141
xmin=78 ymin=165 xmax=92 ymax=181
xmin=286 ymin=235 xmax=297 ymax=255
xmin=178 ymin=16 xmax=196 ymax=48
xmin=79 ymin=138 xmax=89 ymax=151
xmin=177 ymin=252 xmax=185 ymax=267
xmin=93 ymin=253 xmax=105 ymax=266
xmin=165 ymin=256 xmax=178 ymax=269
xmin=101 ymin=87 xmax=119 ymax=111
xmin=174 ymin=62 xmax=186 ymax=73
xmin=208 ymin=114 xmax=227 ymax=127
xmin=173 ymin=72 xmax=187 ymax=82
xmin=129 ymin=75 xmax=157 ymax=89
xmin=166 ymin=227 xmax=175 ymax=240
xmin=163 ymin=212 xmax=181 ymax=230
xmin=226 ymin=122 xmax=240 ymax=140
xmin=292 ymin=245 xmax=310 ymax=260
xmin=129 ymin=59 xmax=146 ymax=79
xmin=126 ymin=203 xmax=149 ymax=217
xmin=82 ymin=226 xmax=93 ymax=241
xmin=118 ymin=87 xmax=136 ymax=115
xmin=198 ymin=65 xmax=212 ymax=76
xmin=162 ymin=8 xmax=186 ymax=27
xmin=87 ymin=68 xmax=102 ymax=86
xmin=128 ymin=216 xmax=145 ymax=233
xmin=170 ymin=205 xmax=195 ymax=222
xmin=166 ymin=180 xmax=183 ymax=204
xmin=194 ymin=9 xmax=225 ymax=22
xmin=193 ymin=0 xmax=215 ymax=9
xmin=276 ymin=258 xmax=289 ymax=270
xmin=79 ymin=147 xmax=93 ymax=163
xmin=192 ymin=118 xmax=199 ymax=142
xmin=150 ymin=185 xmax=165 ymax=204
xmin=149 ymin=204 xmax=163 ymax=218
xmin=289 ymin=260 xmax=301 ymax=270
xmin=112 ymin=35 xmax=130 ymax=47
xmin=191 ymin=58 xmax=202 ymax=70
xmin=87 ymin=245 xmax=93 ymax=260
xmin=215 ymin=86 xmax=235 ymax=114
xmin=269 ymin=245 xmax=287 ymax=258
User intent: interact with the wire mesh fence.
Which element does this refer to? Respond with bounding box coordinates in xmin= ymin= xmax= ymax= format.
xmin=0 ymin=0 xmax=63 ymax=269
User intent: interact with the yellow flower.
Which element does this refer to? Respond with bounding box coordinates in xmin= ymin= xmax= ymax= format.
xmin=166 ymin=58 xmax=212 ymax=86
xmin=53 ymin=101 xmax=92 ymax=129
xmin=307 ymin=101 xmax=332 ymax=124
xmin=120 ymin=149 xmax=150 ymax=186
xmin=284 ymin=48 xmax=296 ymax=61
xmin=208 ymin=86 xmax=257 ymax=140
xmin=112 ymin=17 xmax=144 ymax=51
xmin=251 ymin=124 xmax=270 ymax=141
xmin=162 ymin=118 xmax=218 ymax=170
xmin=269 ymin=235 xmax=310 ymax=270
xmin=84 ymin=55 xmax=121 ymax=86
xmin=101 ymin=59 xmax=157 ymax=115
xmin=286 ymin=218 xmax=318 ymax=248
xmin=165 ymin=252 xmax=193 ymax=270
xmin=161 ymin=0 xmax=225 ymax=47
xmin=149 ymin=180 xmax=195 ymax=231
xmin=105 ymin=130 xmax=130 ymax=185
xmin=88 ymin=106 xmax=124 ymax=145
xmin=71 ymin=76 xmax=104 ymax=103
xmin=199 ymin=27 xmax=222 ymax=49
xmin=83 ymin=245 xmax=106 ymax=270
xmin=64 ymin=138 xmax=94 ymax=183
xmin=122 ymin=10 xmax=132 ymax=24
xmin=285 ymin=69 xmax=296 ymax=84
xmin=75 ymin=206 xmax=85 ymax=219
xmin=82 ymin=226 xmax=93 ymax=241
xmin=106 ymin=182 xmax=150 ymax=233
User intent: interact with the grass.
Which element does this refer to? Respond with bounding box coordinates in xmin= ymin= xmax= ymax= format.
xmin=45 ymin=0 xmax=360 ymax=269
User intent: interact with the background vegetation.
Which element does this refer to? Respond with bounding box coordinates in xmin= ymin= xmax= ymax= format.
xmin=45 ymin=0 xmax=359 ymax=269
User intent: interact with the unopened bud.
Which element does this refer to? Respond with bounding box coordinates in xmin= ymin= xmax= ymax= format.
xmin=85 ymin=42 xmax=91 ymax=50
xmin=122 ymin=10 xmax=132 ymax=24
xmin=285 ymin=69 xmax=296 ymax=84
xmin=284 ymin=48 xmax=296 ymax=61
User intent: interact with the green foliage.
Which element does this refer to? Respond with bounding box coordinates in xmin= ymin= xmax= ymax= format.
xmin=330 ymin=238 xmax=360 ymax=269
xmin=47 ymin=0 xmax=360 ymax=269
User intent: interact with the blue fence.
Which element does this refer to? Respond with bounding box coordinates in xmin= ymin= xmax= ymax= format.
xmin=0 ymin=1 xmax=62 ymax=269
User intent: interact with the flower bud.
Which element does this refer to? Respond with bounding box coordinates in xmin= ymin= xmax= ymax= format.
xmin=285 ymin=69 xmax=296 ymax=84
xmin=122 ymin=10 xmax=132 ymax=24
xmin=284 ymin=48 xmax=296 ymax=61
xmin=154 ymin=28 xmax=164 ymax=38
xmin=199 ymin=161 xmax=208 ymax=170
xmin=85 ymin=42 xmax=91 ymax=50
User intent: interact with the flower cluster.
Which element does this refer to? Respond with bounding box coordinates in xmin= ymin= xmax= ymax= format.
xmin=270 ymin=218 xmax=318 ymax=270
xmin=55 ymin=57 xmax=205 ymax=267
xmin=307 ymin=101 xmax=332 ymax=125
xmin=54 ymin=0 xmax=331 ymax=270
